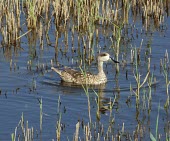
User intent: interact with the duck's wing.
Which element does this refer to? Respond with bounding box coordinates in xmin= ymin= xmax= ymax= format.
xmin=52 ymin=67 xmax=94 ymax=83
xmin=64 ymin=68 xmax=93 ymax=78
xmin=57 ymin=68 xmax=80 ymax=83
xmin=63 ymin=68 xmax=94 ymax=83
xmin=64 ymin=68 xmax=80 ymax=76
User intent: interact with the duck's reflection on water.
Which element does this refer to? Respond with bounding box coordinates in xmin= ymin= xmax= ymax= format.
xmin=60 ymin=81 xmax=119 ymax=115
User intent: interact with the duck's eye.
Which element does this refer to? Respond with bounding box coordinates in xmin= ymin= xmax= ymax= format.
xmin=100 ymin=53 xmax=107 ymax=56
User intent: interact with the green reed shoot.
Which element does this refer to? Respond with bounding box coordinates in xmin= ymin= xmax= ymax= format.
xmin=108 ymin=96 xmax=116 ymax=123
xmin=162 ymin=50 xmax=170 ymax=109
xmin=163 ymin=68 xmax=170 ymax=108
xmin=150 ymin=102 xmax=160 ymax=141
xmin=57 ymin=95 xmax=61 ymax=114
xmin=56 ymin=113 xmax=62 ymax=141
xmin=142 ymin=88 xmax=147 ymax=110
xmin=81 ymin=84 xmax=92 ymax=124
xmin=21 ymin=112 xmax=24 ymax=131
xmin=56 ymin=95 xmax=63 ymax=141
xmin=11 ymin=125 xmax=17 ymax=141
xmin=11 ymin=133 xmax=15 ymax=141
xmin=32 ymin=77 xmax=36 ymax=91
xmin=147 ymin=71 xmax=154 ymax=111
xmin=27 ymin=0 xmax=37 ymax=28
xmin=39 ymin=98 xmax=42 ymax=132
xmin=132 ymin=47 xmax=150 ymax=106
xmin=93 ymin=90 xmax=100 ymax=120
xmin=113 ymin=25 xmax=122 ymax=73
xmin=79 ymin=64 xmax=94 ymax=124
xmin=163 ymin=60 xmax=170 ymax=96
xmin=146 ymin=73 xmax=154 ymax=112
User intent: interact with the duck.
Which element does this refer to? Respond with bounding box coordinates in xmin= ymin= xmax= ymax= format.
xmin=51 ymin=52 xmax=119 ymax=85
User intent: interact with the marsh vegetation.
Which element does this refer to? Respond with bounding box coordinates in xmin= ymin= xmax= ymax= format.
xmin=0 ymin=0 xmax=170 ymax=140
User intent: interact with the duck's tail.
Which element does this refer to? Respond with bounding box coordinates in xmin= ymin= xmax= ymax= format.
xmin=51 ymin=67 xmax=62 ymax=76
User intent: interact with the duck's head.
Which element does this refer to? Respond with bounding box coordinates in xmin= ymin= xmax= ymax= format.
xmin=98 ymin=52 xmax=119 ymax=63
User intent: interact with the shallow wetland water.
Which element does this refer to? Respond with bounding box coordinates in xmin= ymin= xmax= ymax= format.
xmin=0 ymin=0 xmax=170 ymax=140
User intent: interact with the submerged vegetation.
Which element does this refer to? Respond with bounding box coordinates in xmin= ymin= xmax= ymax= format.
xmin=0 ymin=0 xmax=170 ymax=140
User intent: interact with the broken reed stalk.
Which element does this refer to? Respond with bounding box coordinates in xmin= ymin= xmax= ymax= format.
xmin=74 ymin=122 xmax=80 ymax=141
xmin=132 ymin=47 xmax=150 ymax=106
xmin=11 ymin=113 xmax=34 ymax=141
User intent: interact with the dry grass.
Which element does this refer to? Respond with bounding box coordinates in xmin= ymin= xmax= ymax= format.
xmin=0 ymin=0 xmax=169 ymax=48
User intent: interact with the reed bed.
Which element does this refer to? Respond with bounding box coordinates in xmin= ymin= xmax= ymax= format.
xmin=0 ymin=0 xmax=169 ymax=79
xmin=0 ymin=0 xmax=169 ymax=50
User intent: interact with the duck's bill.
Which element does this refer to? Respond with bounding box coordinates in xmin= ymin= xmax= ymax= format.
xmin=110 ymin=57 xmax=119 ymax=63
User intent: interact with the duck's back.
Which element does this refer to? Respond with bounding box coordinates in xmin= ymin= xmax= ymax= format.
xmin=61 ymin=68 xmax=107 ymax=85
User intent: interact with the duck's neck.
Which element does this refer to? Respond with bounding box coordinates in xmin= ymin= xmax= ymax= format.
xmin=98 ymin=61 xmax=104 ymax=74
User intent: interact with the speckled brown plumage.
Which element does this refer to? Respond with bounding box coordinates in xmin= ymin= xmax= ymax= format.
xmin=51 ymin=52 xmax=119 ymax=85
